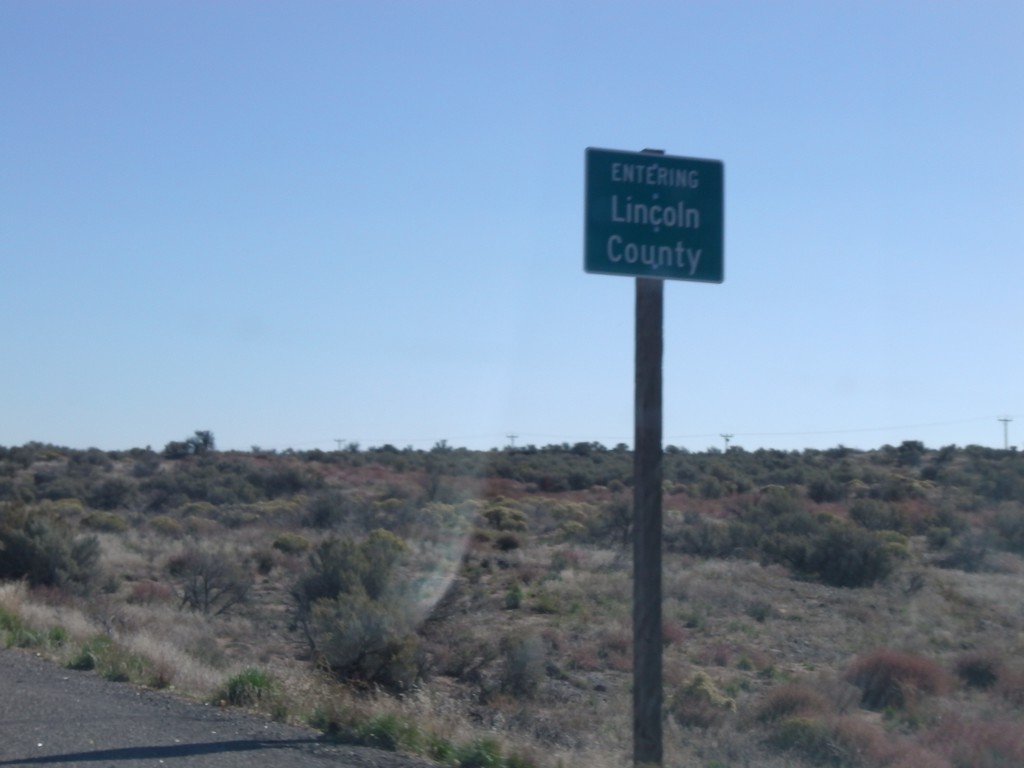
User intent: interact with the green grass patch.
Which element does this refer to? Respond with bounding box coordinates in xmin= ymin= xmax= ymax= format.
xmin=220 ymin=667 xmax=278 ymax=707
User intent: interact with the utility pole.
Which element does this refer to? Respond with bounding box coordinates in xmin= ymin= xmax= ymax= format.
xmin=998 ymin=417 xmax=1012 ymax=450
xmin=334 ymin=438 xmax=344 ymax=451
xmin=506 ymin=433 xmax=518 ymax=449
xmin=721 ymin=433 xmax=733 ymax=451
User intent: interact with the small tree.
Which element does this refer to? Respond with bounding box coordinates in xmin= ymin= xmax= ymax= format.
xmin=169 ymin=547 xmax=250 ymax=616
xmin=163 ymin=430 xmax=216 ymax=459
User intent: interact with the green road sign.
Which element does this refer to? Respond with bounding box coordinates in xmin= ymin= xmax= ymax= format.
xmin=585 ymin=147 xmax=724 ymax=282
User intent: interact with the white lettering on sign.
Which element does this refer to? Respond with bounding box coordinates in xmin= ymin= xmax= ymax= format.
xmin=606 ymin=235 xmax=702 ymax=276
xmin=611 ymin=162 xmax=699 ymax=188
xmin=611 ymin=194 xmax=700 ymax=232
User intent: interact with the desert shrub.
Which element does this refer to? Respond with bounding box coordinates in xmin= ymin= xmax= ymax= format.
xmin=252 ymin=548 xmax=275 ymax=575
xmin=699 ymin=476 xmax=725 ymax=499
xmin=993 ymin=504 xmax=1024 ymax=554
xmin=251 ymin=464 xmax=318 ymax=498
xmin=352 ymin=712 xmax=422 ymax=751
xmin=0 ymin=606 xmax=43 ymax=648
xmin=954 ymin=650 xmax=1003 ymax=690
xmin=81 ymin=511 xmax=127 ymax=533
xmin=930 ymin=714 xmax=1024 ymax=768
xmin=807 ymin=475 xmax=846 ymax=503
xmin=996 ymin=666 xmax=1024 ymax=707
xmin=483 ymin=501 xmax=528 ymax=532
xmin=849 ymin=499 xmax=907 ymax=533
xmin=34 ymin=473 xmax=86 ymax=502
xmin=768 ymin=714 xmax=892 ymax=767
xmin=131 ymin=453 xmax=161 ymax=478
xmin=872 ymin=475 xmax=926 ymax=502
xmin=179 ymin=500 xmax=217 ymax=519
xmin=755 ymin=682 xmax=833 ymax=723
xmin=212 ymin=505 xmax=260 ymax=528
xmin=668 ymin=671 xmax=736 ymax=729
xmin=126 ymin=579 xmax=175 ymax=605
xmin=86 ymin=477 xmax=137 ymax=510
xmin=666 ymin=514 xmax=743 ymax=558
xmin=49 ymin=498 xmax=85 ymax=519
xmin=0 ymin=508 xmax=101 ymax=592
xmin=549 ymin=547 xmax=582 ymax=572
xmin=844 ymin=649 xmax=949 ymax=711
xmin=532 ymin=589 xmax=562 ymax=615
xmin=182 ymin=515 xmax=221 ymax=537
xmin=746 ymin=600 xmax=772 ymax=622
xmin=311 ymin=703 xmax=429 ymax=754
xmin=168 ymin=547 xmax=250 ymax=616
xmin=0 ymin=478 xmax=18 ymax=502
xmin=149 ymin=514 xmax=184 ymax=537
xmin=801 ymin=522 xmax=896 ymax=588
xmin=307 ymin=593 xmax=419 ymax=690
xmin=219 ymin=667 xmax=278 ymax=707
xmin=926 ymin=526 xmax=953 ymax=549
xmin=293 ymin=530 xmax=419 ymax=690
xmin=494 ymin=533 xmax=521 ymax=552
xmin=454 ymin=738 xmax=503 ymax=768
xmin=936 ymin=532 xmax=992 ymax=572
xmin=100 ymin=649 xmax=149 ymax=683
xmin=593 ymin=496 xmax=632 ymax=546
xmin=305 ymin=489 xmax=360 ymax=529
xmin=708 ymin=494 xmax=895 ymax=584
xmin=67 ymin=635 xmax=117 ymax=672
xmin=499 ymin=631 xmax=546 ymax=698
xmin=272 ymin=532 xmax=312 ymax=555
xmin=766 ymin=716 xmax=836 ymax=763
xmin=504 ymin=583 xmax=523 ymax=609
xmin=662 ymin=618 xmax=686 ymax=647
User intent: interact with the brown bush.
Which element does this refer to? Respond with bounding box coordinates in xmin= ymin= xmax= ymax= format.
xmin=844 ymin=648 xmax=949 ymax=710
xmin=755 ymin=682 xmax=832 ymax=723
xmin=829 ymin=715 xmax=896 ymax=766
xmin=996 ymin=665 xmax=1024 ymax=707
xmin=126 ymin=580 xmax=175 ymax=605
xmin=930 ymin=714 xmax=1024 ymax=767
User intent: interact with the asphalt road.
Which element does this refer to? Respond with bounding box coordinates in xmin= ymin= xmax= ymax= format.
xmin=0 ymin=650 xmax=436 ymax=768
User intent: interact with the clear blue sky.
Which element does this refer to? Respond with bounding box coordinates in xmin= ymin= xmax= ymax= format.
xmin=3 ymin=2 xmax=1022 ymax=453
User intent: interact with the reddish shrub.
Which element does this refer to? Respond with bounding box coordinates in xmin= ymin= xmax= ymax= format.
xmin=844 ymin=649 xmax=949 ymax=710
xmin=661 ymin=618 xmax=686 ymax=647
xmin=930 ymin=714 xmax=1024 ymax=767
xmin=996 ymin=665 xmax=1024 ymax=707
xmin=566 ymin=644 xmax=602 ymax=672
xmin=755 ymin=683 xmax=832 ymax=723
xmin=127 ymin=580 xmax=175 ymax=605
xmin=830 ymin=715 xmax=894 ymax=765
xmin=695 ymin=641 xmax=734 ymax=668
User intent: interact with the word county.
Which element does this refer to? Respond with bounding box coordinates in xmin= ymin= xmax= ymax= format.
xmin=605 ymin=161 xmax=704 ymax=275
